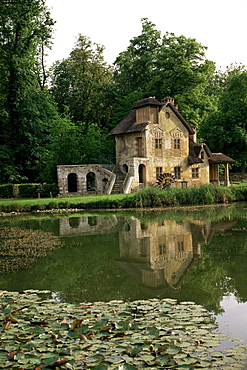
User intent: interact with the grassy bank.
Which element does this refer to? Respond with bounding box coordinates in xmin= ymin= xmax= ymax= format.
xmin=0 ymin=184 xmax=247 ymax=213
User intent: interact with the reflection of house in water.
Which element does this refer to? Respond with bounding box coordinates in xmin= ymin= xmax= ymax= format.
xmin=59 ymin=215 xmax=118 ymax=237
xmin=118 ymin=216 xmax=236 ymax=291
xmin=118 ymin=217 xmax=202 ymax=290
xmin=58 ymin=213 xmax=236 ymax=291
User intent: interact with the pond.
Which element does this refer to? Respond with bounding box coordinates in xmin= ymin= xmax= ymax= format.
xmin=0 ymin=202 xmax=247 ymax=349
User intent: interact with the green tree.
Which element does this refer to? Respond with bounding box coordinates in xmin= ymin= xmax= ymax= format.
xmin=50 ymin=35 xmax=113 ymax=132
xmin=113 ymin=18 xmax=215 ymax=127
xmin=39 ymin=118 xmax=114 ymax=183
xmin=200 ymin=70 xmax=247 ymax=172
xmin=0 ymin=0 xmax=55 ymax=183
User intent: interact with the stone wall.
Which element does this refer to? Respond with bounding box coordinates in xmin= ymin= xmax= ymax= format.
xmin=57 ymin=164 xmax=113 ymax=196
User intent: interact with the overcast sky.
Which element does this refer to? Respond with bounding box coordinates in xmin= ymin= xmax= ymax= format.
xmin=45 ymin=0 xmax=247 ymax=70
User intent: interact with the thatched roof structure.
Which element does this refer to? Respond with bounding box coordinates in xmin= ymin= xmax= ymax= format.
xmin=109 ymin=97 xmax=195 ymax=136
xmin=209 ymin=153 xmax=235 ymax=164
xmin=188 ymin=139 xmax=212 ymax=165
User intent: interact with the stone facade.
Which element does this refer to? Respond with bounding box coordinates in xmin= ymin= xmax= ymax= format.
xmin=57 ymin=164 xmax=113 ymax=196
xmin=109 ymin=96 xmax=234 ymax=192
xmin=57 ymin=96 xmax=234 ymax=195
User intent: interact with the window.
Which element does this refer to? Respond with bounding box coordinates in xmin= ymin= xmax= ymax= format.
xmin=178 ymin=240 xmax=184 ymax=252
xmin=192 ymin=167 xmax=199 ymax=179
xmin=137 ymin=137 xmax=142 ymax=156
xmin=156 ymin=167 xmax=163 ymax=180
xmin=159 ymin=243 xmax=166 ymax=255
xmin=201 ymin=151 xmax=204 ymax=160
xmin=174 ymin=138 xmax=180 ymax=149
xmin=155 ymin=138 xmax=162 ymax=149
xmin=174 ymin=166 xmax=181 ymax=179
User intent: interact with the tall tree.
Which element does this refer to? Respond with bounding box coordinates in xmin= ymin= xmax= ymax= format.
xmin=113 ymin=19 xmax=215 ymax=127
xmin=50 ymin=35 xmax=113 ymax=132
xmin=0 ymin=0 xmax=55 ymax=183
xmin=200 ymin=70 xmax=247 ymax=172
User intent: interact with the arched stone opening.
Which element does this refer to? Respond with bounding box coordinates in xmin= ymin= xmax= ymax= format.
xmin=86 ymin=172 xmax=96 ymax=191
xmin=123 ymin=164 xmax=128 ymax=173
xmin=68 ymin=173 xmax=78 ymax=193
xmin=69 ymin=217 xmax=80 ymax=228
xmin=138 ymin=164 xmax=146 ymax=184
xmin=88 ymin=216 xmax=97 ymax=226
xmin=102 ymin=178 xmax=108 ymax=192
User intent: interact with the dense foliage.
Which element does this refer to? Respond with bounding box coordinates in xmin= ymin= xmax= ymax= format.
xmin=0 ymin=0 xmax=55 ymax=183
xmin=113 ymin=19 xmax=216 ymax=127
xmin=200 ymin=68 xmax=247 ymax=172
xmin=0 ymin=3 xmax=246 ymax=184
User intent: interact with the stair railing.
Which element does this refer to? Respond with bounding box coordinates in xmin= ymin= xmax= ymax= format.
xmin=105 ymin=165 xmax=116 ymax=194
xmin=122 ymin=172 xmax=134 ymax=194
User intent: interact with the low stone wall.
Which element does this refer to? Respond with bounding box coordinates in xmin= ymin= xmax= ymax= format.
xmin=57 ymin=164 xmax=113 ymax=196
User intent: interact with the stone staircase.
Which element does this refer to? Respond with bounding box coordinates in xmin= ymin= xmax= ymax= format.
xmin=111 ymin=166 xmax=126 ymax=194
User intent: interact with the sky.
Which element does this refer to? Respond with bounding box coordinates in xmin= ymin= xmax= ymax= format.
xmin=45 ymin=0 xmax=247 ymax=71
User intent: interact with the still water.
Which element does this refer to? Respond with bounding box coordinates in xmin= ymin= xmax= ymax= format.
xmin=0 ymin=202 xmax=247 ymax=345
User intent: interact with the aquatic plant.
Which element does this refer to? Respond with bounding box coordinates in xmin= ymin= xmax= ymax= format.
xmin=1 ymin=290 xmax=246 ymax=369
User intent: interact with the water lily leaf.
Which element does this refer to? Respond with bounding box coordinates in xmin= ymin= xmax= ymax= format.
xmin=146 ymin=327 xmax=159 ymax=338
xmin=18 ymin=354 xmax=40 ymax=365
xmin=232 ymin=353 xmax=247 ymax=360
xmin=91 ymin=364 xmax=108 ymax=370
xmin=165 ymin=345 xmax=182 ymax=355
xmin=196 ymin=359 xmax=214 ymax=367
xmin=121 ymin=364 xmax=138 ymax=370
xmin=211 ymin=351 xmax=224 ymax=358
xmin=41 ymin=353 xmax=60 ymax=365
xmin=231 ymin=337 xmax=242 ymax=342
xmin=87 ymin=354 xmax=105 ymax=362
xmin=154 ymin=355 xmax=170 ymax=364
xmin=129 ymin=346 xmax=142 ymax=357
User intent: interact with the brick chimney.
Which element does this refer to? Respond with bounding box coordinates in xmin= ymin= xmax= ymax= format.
xmin=162 ymin=96 xmax=175 ymax=106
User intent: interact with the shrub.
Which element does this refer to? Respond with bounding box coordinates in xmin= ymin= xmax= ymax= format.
xmin=8 ymin=183 xmax=59 ymax=199
xmin=39 ymin=183 xmax=59 ymax=198
xmin=0 ymin=184 xmax=14 ymax=198
xmin=18 ymin=184 xmax=40 ymax=198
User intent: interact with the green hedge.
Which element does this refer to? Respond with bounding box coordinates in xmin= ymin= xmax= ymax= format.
xmin=0 ymin=184 xmax=14 ymax=199
xmin=0 ymin=183 xmax=59 ymax=199
xmin=18 ymin=184 xmax=59 ymax=198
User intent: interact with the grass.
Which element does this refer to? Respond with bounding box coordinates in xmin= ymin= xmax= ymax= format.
xmin=0 ymin=184 xmax=247 ymax=213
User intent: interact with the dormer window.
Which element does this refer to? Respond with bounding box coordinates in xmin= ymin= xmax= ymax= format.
xmin=136 ymin=107 xmax=148 ymax=123
xmin=136 ymin=106 xmax=158 ymax=123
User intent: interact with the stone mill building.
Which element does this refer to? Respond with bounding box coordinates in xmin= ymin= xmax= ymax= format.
xmin=57 ymin=96 xmax=234 ymax=195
